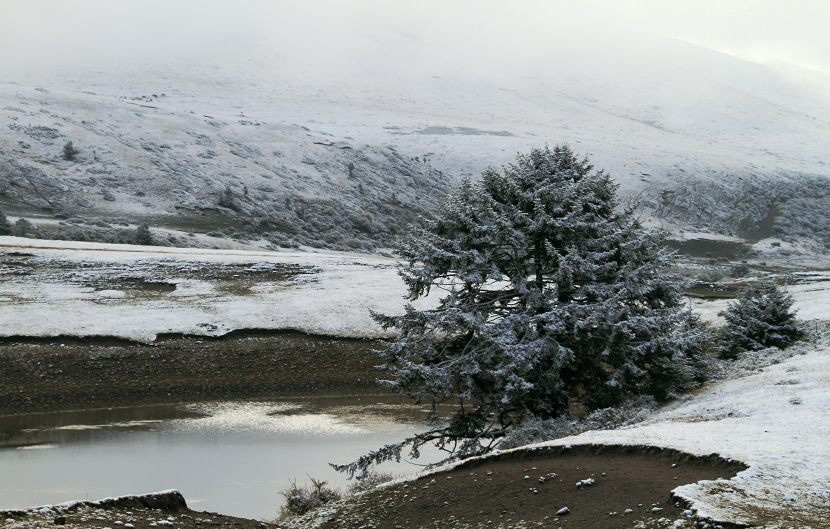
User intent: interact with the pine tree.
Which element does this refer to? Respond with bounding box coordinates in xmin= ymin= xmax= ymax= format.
xmin=133 ymin=223 xmax=153 ymax=245
xmin=11 ymin=218 xmax=34 ymax=237
xmin=218 ymin=185 xmax=236 ymax=210
xmin=62 ymin=141 xmax=79 ymax=161
xmin=719 ymin=281 xmax=803 ymax=358
xmin=0 ymin=207 xmax=11 ymax=235
xmin=334 ymin=145 xmax=708 ymax=478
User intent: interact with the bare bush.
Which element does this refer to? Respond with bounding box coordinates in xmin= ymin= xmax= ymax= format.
xmin=279 ymin=477 xmax=341 ymax=520
xmin=346 ymin=471 xmax=396 ymax=495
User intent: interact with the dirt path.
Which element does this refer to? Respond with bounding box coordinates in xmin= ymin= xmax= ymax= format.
xmin=0 ymin=330 xmax=385 ymax=416
xmin=292 ymin=445 xmax=746 ymax=529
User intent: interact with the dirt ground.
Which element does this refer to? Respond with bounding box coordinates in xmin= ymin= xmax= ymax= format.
xmin=0 ymin=331 xmax=385 ymax=416
xmin=295 ymin=445 xmax=746 ymax=529
xmin=1 ymin=447 xmax=747 ymax=529
xmin=1 ymin=491 xmax=278 ymax=529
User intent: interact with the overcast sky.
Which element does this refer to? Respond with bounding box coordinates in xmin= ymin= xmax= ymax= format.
xmin=2 ymin=1 xmax=828 ymax=79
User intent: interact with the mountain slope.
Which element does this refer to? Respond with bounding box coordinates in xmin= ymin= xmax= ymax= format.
xmin=1 ymin=37 xmax=829 ymax=250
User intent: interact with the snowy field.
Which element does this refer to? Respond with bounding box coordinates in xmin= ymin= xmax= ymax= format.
xmin=0 ymin=237 xmax=422 ymax=341
xmin=2 ymin=236 xmax=830 ymax=341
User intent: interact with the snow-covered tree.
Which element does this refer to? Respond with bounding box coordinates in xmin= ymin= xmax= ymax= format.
xmin=718 ymin=281 xmax=803 ymax=358
xmin=218 ymin=185 xmax=236 ymax=210
xmin=62 ymin=141 xmax=79 ymax=161
xmin=0 ymin=208 xmax=10 ymax=235
xmin=334 ymin=145 xmax=709 ymax=478
xmin=133 ymin=223 xmax=153 ymax=246
xmin=11 ymin=218 xmax=34 ymax=237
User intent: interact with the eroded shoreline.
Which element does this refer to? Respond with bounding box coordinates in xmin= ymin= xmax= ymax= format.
xmin=0 ymin=330 xmax=385 ymax=417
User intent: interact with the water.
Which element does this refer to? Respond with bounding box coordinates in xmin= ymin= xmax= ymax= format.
xmin=0 ymin=396 xmax=435 ymax=520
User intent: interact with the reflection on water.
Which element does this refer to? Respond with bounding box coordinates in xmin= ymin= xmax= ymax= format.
xmin=0 ymin=396 xmax=436 ymax=520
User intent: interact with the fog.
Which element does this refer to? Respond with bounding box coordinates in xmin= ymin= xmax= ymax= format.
xmin=2 ymin=0 xmax=828 ymax=87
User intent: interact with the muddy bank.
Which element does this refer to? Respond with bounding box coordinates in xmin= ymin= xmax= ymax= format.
xmin=288 ymin=445 xmax=747 ymax=529
xmin=0 ymin=330 xmax=386 ymax=416
xmin=2 ymin=447 xmax=749 ymax=529
xmin=665 ymin=238 xmax=750 ymax=259
xmin=2 ymin=490 xmax=276 ymax=529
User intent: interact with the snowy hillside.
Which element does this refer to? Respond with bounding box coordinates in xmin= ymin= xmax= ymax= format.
xmin=0 ymin=80 xmax=450 ymax=252
xmin=1 ymin=36 xmax=829 ymax=250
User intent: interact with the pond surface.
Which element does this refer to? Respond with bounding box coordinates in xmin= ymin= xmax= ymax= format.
xmin=0 ymin=396 xmax=436 ymax=520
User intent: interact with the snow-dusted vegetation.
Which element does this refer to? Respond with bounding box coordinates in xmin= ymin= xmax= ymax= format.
xmin=2 ymin=21 xmax=830 ymax=253
xmin=334 ymin=146 xmax=711 ymax=477
xmin=2 ymin=3 xmax=829 ymax=529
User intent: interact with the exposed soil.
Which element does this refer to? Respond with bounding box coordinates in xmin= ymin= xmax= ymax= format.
xmin=1 ymin=448 xmax=748 ymax=529
xmin=1 ymin=491 xmax=278 ymax=529
xmin=0 ymin=330 xmax=385 ymax=416
xmin=665 ymin=238 xmax=750 ymax=260
xmin=297 ymin=445 xmax=747 ymax=529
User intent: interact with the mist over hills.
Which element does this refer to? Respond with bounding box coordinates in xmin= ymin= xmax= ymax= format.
xmin=1 ymin=33 xmax=829 ymax=251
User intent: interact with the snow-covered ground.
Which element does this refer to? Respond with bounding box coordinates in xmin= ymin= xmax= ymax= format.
xmin=0 ymin=237 xmax=422 ymax=341
xmin=3 ymin=237 xmax=830 ymax=341
xmin=692 ymin=271 xmax=830 ymax=324
xmin=533 ymin=337 xmax=830 ymax=528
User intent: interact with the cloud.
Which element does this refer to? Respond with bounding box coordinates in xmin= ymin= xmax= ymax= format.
xmin=1 ymin=0 xmax=827 ymax=80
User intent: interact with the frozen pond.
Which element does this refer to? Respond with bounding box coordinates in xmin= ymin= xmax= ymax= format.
xmin=0 ymin=396 xmax=435 ymax=520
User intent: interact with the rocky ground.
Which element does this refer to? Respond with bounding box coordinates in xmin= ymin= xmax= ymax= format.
xmin=0 ymin=331 xmax=384 ymax=416
xmin=1 ymin=491 xmax=277 ymax=529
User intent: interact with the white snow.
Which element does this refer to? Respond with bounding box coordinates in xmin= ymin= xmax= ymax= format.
xmin=692 ymin=274 xmax=830 ymax=325
xmin=0 ymin=237 xmax=426 ymax=341
xmin=3 ymin=36 xmax=830 ymax=250
xmin=529 ymin=342 xmax=830 ymax=527
xmin=381 ymin=339 xmax=830 ymax=528
xmin=4 ymin=236 xmax=830 ymax=342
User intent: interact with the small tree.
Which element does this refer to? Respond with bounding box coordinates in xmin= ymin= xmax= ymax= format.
xmin=133 ymin=223 xmax=153 ymax=245
xmin=11 ymin=218 xmax=35 ymax=237
xmin=334 ymin=145 xmax=709 ymax=478
xmin=218 ymin=185 xmax=236 ymax=209
xmin=0 ymin=208 xmax=11 ymax=235
xmin=719 ymin=281 xmax=803 ymax=358
xmin=63 ymin=141 xmax=79 ymax=161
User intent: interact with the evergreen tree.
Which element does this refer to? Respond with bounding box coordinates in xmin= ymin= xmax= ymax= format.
xmin=11 ymin=218 xmax=34 ymax=237
xmin=133 ymin=223 xmax=153 ymax=245
xmin=334 ymin=145 xmax=708 ymax=478
xmin=0 ymin=208 xmax=11 ymax=235
xmin=218 ymin=185 xmax=236 ymax=210
xmin=62 ymin=141 xmax=79 ymax=161
xmin=719 ymin=281 xmax=803 ymax=358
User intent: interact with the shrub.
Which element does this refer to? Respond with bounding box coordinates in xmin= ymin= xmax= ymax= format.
xmin=11 ymin=218 xmax=35 ymax=237
xmin=0 ymin=208 xmax=10 ymax=235
xmin=718 ymin=280 xmax=804 ymax=358
xmin=346 ymin=471 xmax=396 ymax=495
xmin=218 ymin=185 xmax=236 ymax=210
xmin=133 ymin=223 xmax=153 ymax=245
xmin=499 ymin=396 xmax=657 ymax=450
xmin=279 ymin=477 xmax=341 ymax=519
xmin=63 ymin=141 xmax=79 ymax=161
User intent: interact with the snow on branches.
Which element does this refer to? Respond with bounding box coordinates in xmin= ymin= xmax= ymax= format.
xmin=334 ymin=145 xmax=709 ymax=478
